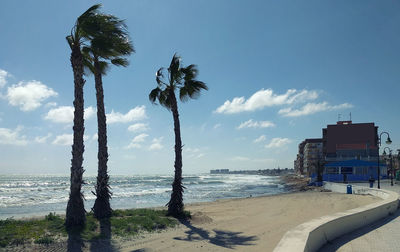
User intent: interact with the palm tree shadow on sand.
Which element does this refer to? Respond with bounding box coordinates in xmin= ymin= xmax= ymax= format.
xmin=89 ymin=218 xmax=117 ymax=252
xmin=67 ymin=218 xmax=117 ymax=252
xmin=173 ymin=219 xmax=258 ymax=249
xmin=67 ymin=229 xmax=84 ymax=252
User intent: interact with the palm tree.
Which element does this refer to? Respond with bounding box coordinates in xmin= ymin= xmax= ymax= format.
xmin=149 ymin=54 xmax=208 ymax=217
xmin=82 ymin=14 xmax=134 ymax=220
xmin=65 ymin=4 xmax=103 ymax=229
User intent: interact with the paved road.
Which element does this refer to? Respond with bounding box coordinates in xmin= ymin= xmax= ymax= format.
xmin=319 ymin=180 xmax=400 ymax=252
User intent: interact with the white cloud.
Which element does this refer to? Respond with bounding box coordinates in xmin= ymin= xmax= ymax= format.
xmin=0 ymin=127 xmax=28 ymax=146
xmin=215 ymin=89 xmax=318 ymax=114
xmin=132 ymin=133 xmax=148 ymax=143
xmin=278 ymin=102 xmax=353 ymax=117
xmin=230 ymin=156 xmax=250 ymax=161
xmin=7 ymin=81 xmax=58 ymax=111
xmin=265 ymin=137 xmax=291 ymax=148
xmin=149 ymin=137 xmax=164 ymax=150
xmin=34 ymin=133 xmax=52 ymax=144
xmin=85 ymin=106 xmax=96 ymax=119
xmin=0 ymin=69 xmax=10 ymax=88
xmin=253 ymin=135 xmax=267 ymax=143
xmin=52 ymin=134 xmax=89 ymax=146
xmin=126 ymin=133 xmax=149 ymax=149
xmin=107 ymin=105 xmax=147 ymax=124
xmin=92 ymin=133 xmax=98 ymax=141
xmin=44 ymin=106 xmax=95 ymax=123
xmin=52 ymin=134 xmax=72 ymax=146
xmin=185 ymin=147 xmax=205 ymax=159
xmin=237 ymin=119 xmax=275 ymax=129
xmin=127 ymin=123 xmax=149 ymax=133
xmin=213 ymin=123 xmax=221 ymax=129
xmin=45 ymin=102 xmax=57 ymax=108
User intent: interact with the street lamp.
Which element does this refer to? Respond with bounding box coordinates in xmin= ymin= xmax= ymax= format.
xmin=396 ymin=149 xmax=400 ymax=182
xmin=382 ymin=147 xmax=393 ymax=186
xmin=377 ymin=131 xmax=392 ymax=189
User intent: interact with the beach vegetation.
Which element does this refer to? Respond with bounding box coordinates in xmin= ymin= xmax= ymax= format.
xmin=0 ymin=209 xmax=180 ymax=248
xmin=81 ymin=6 xmax=134 ymax=221
xmin=149 ymin=54 xmax=208 ymax=217
xmin=34 ymin=236 xmax=55 ymax=245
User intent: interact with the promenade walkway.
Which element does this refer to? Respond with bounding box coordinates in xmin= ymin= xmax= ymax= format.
xmin=320 ymin=180 xmax=400 ymax=252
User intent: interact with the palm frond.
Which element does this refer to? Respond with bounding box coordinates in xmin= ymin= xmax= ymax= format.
xmin=77 ymin=4 xmax=102 ymax=25
xmin=179 ymin=80 xmax=208 ymax=102
xmin=66 ymin=35 xmax=74 ymax=49
xmin=97 ymin=60 xmax=109 ymax=75
xmin=149 ymin=87 xmax=173 ymax=110
xmin=81 ymin=46 xmax=95 ymax=75
xmin=111 ymin=58 xmax=128 ymax=67
xmin=81 ymin=11 xmax=133 ymax=73
xmin=182 ymin=64 xmax=199 ymax=81
xmin=152 ymin=54 xmax=207 ymax=107
xmin=159 ymin=88 xmax=173 ymax=109
xmin=76 ymin=4 xmax=103 ymax=41
xmin=83 ymin=58 xmax=95 ymax=76
xmin=156 ymin=68 xmax=167 ymax=87
xmin=149 ymin=87 xmax=162 ymax=104
xmin=168 ymin=53 xmax=182 ymax=85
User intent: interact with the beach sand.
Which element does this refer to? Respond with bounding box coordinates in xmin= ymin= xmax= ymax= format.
xmin=8 ymin=191 xmax=380 ymax=252
xmin=117 ymin=191 xmax=379 ymax=252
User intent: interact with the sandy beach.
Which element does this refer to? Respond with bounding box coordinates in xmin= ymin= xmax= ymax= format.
xmin=116 ymin=191 xmax=379 ymax=252
xmin=5 ymin=190 xmax=380 ymax=252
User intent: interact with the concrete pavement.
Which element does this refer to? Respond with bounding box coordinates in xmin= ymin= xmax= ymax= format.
xmin=319 ymin=180 xmax=400 ymax=252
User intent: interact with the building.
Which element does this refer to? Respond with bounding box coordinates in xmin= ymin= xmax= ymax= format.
xmin=210 ymin=169 xmax=229 ymax=174
xmin=295 ymin=120 xmax=388 ymax=181
xmin=294 ymin=138 xmax=323 ymax=175
xmin=304 ymin=141 xmax=323 ymax=176
xmin=323 ymin=121 xmax=378 ymax=162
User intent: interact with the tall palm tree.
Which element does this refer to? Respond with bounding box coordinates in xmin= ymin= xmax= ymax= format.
xmin=65 ymin=4 xmax=103 ymax=229
xmin=149 ymin=54 xmax=208 ymax=217
xmin=82 ymin=14 xmax=134 ymax=220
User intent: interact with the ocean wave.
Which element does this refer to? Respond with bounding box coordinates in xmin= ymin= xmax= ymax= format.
xmin=0 ymin=174 xmax=286 ymax=218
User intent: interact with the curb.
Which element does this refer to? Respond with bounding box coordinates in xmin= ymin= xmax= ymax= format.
xmin=273 ymin=182 xmax=399 ymax=252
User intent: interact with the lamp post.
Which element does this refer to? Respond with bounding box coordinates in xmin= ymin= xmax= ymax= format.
xmin=377 ymin=131 xmax=392 ymax=189
xmin=382 ymin=147 xmax=393 ymax=186
xmin=396 ymin=149 xmax=400 ymax=182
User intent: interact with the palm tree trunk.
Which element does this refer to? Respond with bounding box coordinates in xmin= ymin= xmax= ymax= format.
xmin=92 ymin=58 xmax=112 ymax=220
xmin=167 ymin=90 xmax=184 ymax=217
xmin=66 ymin=44 xmax=86 ymax=229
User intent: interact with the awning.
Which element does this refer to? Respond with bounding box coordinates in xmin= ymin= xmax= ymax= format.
xmin=325 ymin=159 xmax=386 ymax=167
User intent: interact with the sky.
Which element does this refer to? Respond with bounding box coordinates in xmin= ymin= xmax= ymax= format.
xmin=0 ymin=0 xmax=399 ymax=175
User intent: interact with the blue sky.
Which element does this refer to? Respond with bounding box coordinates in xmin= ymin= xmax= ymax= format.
xmin=0 ymin=0 xmax=399 ymax=175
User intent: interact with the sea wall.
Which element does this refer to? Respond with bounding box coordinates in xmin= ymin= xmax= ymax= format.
xmin=273 ymin=182 xmax=399 ymax=252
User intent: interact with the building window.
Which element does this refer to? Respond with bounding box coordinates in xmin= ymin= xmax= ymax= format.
xmin=326 ymin=167 xmax=339 ymax=174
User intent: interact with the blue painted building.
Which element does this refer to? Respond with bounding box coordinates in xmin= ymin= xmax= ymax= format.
xmin=299 ymin=120 xmax=390 ymax=182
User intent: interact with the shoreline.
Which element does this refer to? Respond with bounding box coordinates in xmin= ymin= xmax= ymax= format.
xmin=1 ymin=174 xmax=304 ymax=221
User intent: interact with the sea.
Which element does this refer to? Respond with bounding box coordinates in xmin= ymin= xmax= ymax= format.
xmin=0 ymin=174 xmax=287 ymax=219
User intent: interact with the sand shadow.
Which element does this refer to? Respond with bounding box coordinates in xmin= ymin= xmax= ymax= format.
xmin=174 ymin=219 xmax=258 ymax=249
xmin=319 ymin=208 xmax=400 ymax=251
xmin=89 ymin=218 xmax=118 ymax=252
xmin=66 ymin=218 xmax=117 ymax=252
xmin=67 ymin=230 xmax=84 ymax=252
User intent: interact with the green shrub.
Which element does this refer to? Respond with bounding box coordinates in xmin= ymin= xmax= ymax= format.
xmin=34 ymin=236 xmax=54 ymax=245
